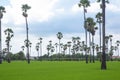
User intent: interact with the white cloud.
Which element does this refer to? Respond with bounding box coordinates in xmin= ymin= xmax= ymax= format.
xmin=3 ymin=0 xmax=59 ymax=25
xmin=107 ymin=4 xmax=120 ymax=12
xmin=71 ymin=4 xmax=81 ymax=13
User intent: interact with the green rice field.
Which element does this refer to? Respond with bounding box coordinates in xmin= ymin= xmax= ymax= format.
xmin=0 ymin=61 xmax=120 ymax=80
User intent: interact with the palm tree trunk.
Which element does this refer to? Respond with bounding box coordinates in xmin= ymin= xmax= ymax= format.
xmin=101 ymin=0 xmax=107 ymax=70
xmin=7 ymin=41 xmax=11 ymax=63
xmin=37 ymin=50 xmax=39 ymax=60
xmin=92 ymin=35 xmax=95 ymax=63
xmin=25 ymin=17 xmax=30 ymax=64
xmin=0 ymin=19 xmax=2 ymax=64
xmin=99 ymin=23 xmax=102 ymax=52
xmin=40 ymin=43 xmax=42 ymax=61
xmin=89 ymin=32 xmax=92 ymax=63
xmin=83 ymin=7 xmax=88 ymax=64
xmin=59 ymin=39 xmax=60 ymax=60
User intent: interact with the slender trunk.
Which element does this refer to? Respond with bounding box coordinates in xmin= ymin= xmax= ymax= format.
xmin=99 ymin=23 xmax=102 ymax=52
xmin=101 ymin=0 xmax=107 ymax=70
xmin=89 ymin=32 xmax=92 ymax=63
xmin=25 ymin=17 xmax=30 ymax=64
xmin=40 ymin=43 xmax=42 ymax=61
xmin=118 ymin=46 xmax=119 ymax=56
xmin=69 ymin=47 xmax=71 ymax=60
xmin=56 ymin=46 xmax=57 ymax=54
xmin=0 ymin=19 xmax=2 ymax=64
xmin=59 ymin=39 xmax=60 ymax=60
xmin=7 ymin=41 xmax=11 ymax=63
xmin=92 ymin=35 xmax=95 ymax=63
xmin=38 ymin=50 xmax=39 ymax=60
xmin=83 ymin=7 xmax=88 ymax=63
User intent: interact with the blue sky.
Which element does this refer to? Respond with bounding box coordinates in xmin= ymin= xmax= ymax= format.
xmin=1 ymin=0 xmax=120 ymax=56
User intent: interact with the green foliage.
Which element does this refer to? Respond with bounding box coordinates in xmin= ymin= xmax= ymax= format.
xmin=4 ymin=51 xmax=26 ymax=60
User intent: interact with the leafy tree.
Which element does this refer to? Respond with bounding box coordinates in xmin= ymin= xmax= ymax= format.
xmin=0 ymin=6 xmax=6 ymax=64
xmin=22 ymin=4 xmax=31 ymax=64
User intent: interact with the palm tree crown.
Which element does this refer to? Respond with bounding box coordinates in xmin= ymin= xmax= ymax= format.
xmin=0 ymin=6 xmax=6 ymax=19
xmin=22 ymin=4 xmax=31 ymax=17
xmin=57 ymin=32 xmax=63 ymax=40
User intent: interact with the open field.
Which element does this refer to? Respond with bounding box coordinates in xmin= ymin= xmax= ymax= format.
xmin=0 ymin=61 xmax=120 ymax=80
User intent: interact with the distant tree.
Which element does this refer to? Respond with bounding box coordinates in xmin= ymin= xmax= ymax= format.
xmin=67 ymin=41 xmax=72 ymax=56
xmin=57 ymin=32 xmax=63 ymax=60
xmin=116 ymin=40 xmax=120 ymax=56
xmin=0 ymin=6 xmax=6 ymax=64
xmin=4 ymin=28 xmax=14 ymax=63
xmin=38 ymin=37 xmax=43 ymax=59
xmin=55 ymin=43 xmax=58 ymax=54
xmin=22 ymin=4 xmax=31 ymax=64
xmin=35 ymin=43 xmax=39 ymax=60
xmin=96 ymin=12 xmax=102 ymax=53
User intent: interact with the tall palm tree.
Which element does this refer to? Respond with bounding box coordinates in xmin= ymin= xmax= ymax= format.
xmin=55 ymin=43 xmax=58 ymax=54
xmin=63 ymin=44 xmax=67 ymax=55
xmin=116 ymin=40 xmax=120 ymax=56
xmin=38 ymin=37 xmax=42 ymax=60
xmin=35 ymin=43 xmax=39 ymax=60
xmin=22 ymin=4 xmax=31 ymax=64
xmin=109 ymin=35 xmax=113 ymax=48
xmin=57 ymin=32 xmax=63 ymax=60
xmin=47 ymin=44 xmax=51 ymax=58
xmin=86 ymin=17 xmax=97 ymax=63
xmin=78 ymin=0 xmax=90 ymax=63
xmin=4 ymin=28 xmax=14 ymax=63
xmin=67 ymin=41 xmax=72 ymax=56
xmin=0 ymin=6 xmax=6 ymax=64
xmin=97 ymin=0 xmax=109 ymax=70
xmin=96 ymin=12 xmax=102 ymax=53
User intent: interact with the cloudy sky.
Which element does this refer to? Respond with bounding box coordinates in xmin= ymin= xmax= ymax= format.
xmin=1 ymin=0 xmax=120 ymax=56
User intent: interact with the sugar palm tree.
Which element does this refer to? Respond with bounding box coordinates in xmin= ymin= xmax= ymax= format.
xmin=29 ymin=42 xmax=32 ymax=56
xmin=78 ymin=0 xmax=90 ymax=63
xmin=0 ymin=6 xmax=6 ymax=64
xmin=36 ymin=43 xmax=39 ymax=60
xmin=22 ymin=4 xmax=31 ymax=64
xmin=57 ymin=32 xmax=63 ymax=60
xmin=96 ymin=12 xmax=102 ymax=52
xmin=47 ymin=44 xmax=51 ymax=57
xmin=109 ymin=35 xmax=113 ymax=49
xmin=4 ymin=28 xmax=14 ymax=63
xmin=97 ymin=0 xmax=109 ymax=70
xmin=86 ymin=17 xmax=97 ymax=63
xmin=63 ymin=44 xmax=67 ymax=55
xmin=55 ymin=43 xmax=58 ymax=54
xmin=116 ymin=40 xmax=120 ymax=56
xmin=38 ymin=37 xmax=42 ymax=60
xmin=67 ymin=41 xmax=72 ymax=56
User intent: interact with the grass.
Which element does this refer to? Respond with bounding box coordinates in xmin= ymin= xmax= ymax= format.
xmin=0 ymin=61 xmax=120 ymax=80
